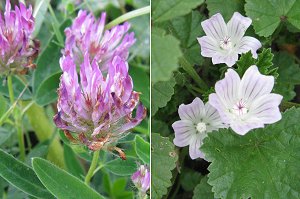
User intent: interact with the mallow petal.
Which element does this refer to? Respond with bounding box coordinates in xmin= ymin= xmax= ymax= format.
xmin=178 ymin=97 xmax=205 ymax=123
xmin=227 ymin=12 xmax=252 ymax=42
xmin=239 ymin=65 xmax=274 ymax=103
xmin=201 ymin=13 xmax=227 ymax=41
xmin=212 ymin=53 xmax=238 ymax=67
xmin=230 ymin=122 xmax=264 ymax=135
xmin=197 ymin=36 xmax=219 ymax=57
xmin=215 ymin=69 xmax=241 ymax=107
xmin=172 ymin=120 xmax=195 ymax=147
xmin=237 ymin=36 xmax=262 ymax=58
xmin=248 ymin=94 xmax=282 ymax=124
xmin=189 ymin=135 xmax=204 ymax=159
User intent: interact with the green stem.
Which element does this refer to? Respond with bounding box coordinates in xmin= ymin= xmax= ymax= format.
xmin=7 ymin=75 xmax=25 ymax=161
xmin=16 ymin=112 xmax=25 ymax=161
xmin=105 ymin=6 xmax=150 ymax=29
xmin=179 ymin=57 xmax=208 ymax=90
xmin=85 ymin=150 xmax=100 ymax=185
xmin=7 ymin=76 xmax=14 ymax=104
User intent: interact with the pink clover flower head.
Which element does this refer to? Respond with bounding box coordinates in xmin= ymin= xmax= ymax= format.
xmin=172 ymin=97 xmax=226 ymax=160
xmin=53 ymin=54 xmax=146 ymax=154
xmin=209 ymin=65 xmax=283 ymax=135
xmin=64 ymin=10 xmax=136 ymax=71
xmin=131 ymin=165 xmax=150 ymax=194
xmin=197 ymin=12 xmax=261 ymax=67
xmin=0 ymin=0 xmax=38 ymax=75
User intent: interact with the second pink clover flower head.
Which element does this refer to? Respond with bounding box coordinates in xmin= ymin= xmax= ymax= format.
xmin=64 ymin=10 xmax=136 ymax=71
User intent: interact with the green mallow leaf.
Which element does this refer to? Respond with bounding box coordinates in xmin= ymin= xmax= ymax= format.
xmin=245 ymin=0 xmax=300 ymax=37
xmin=180 ymin=169 xmax=202 ymax=192
xmin=134 ymin=135 xmax=150 ymax=164
xmin=236 ymin=48 xmax=277 ymax=77
xmin=105 ymin=157 xmax=137 ymax=176
xmin=151 ymin=27 xmax=182 ymax=83
xmin=169 ymin=11 xmax=205 ymax=65
xmin=236 ymin=51 xmax=256 ymax=76
xmin=151 ymin=133 xmax=178 ymax=199
xmin=151 ymin=76 xmax=176 ymax=116
xmin=206 ymin=0 xmax=244 ymax=21
xmin=274 ymin=52 xmax=300 ymax=101
xmin=32 ymin=158 xmax=105 ymax=199
xmin=64 ymin=144 xmax=85 ymax=180
xmin=256 ymin=48 xmax=277 ymax=77
xmin=33 ymin=19 xmax=71 ymax=93
xmin=152 ymin=0 xmax=204 ymax=22
xmin=201 ymin=108 xmax=300 ymax=199
xmin=35 ymin=72 xmax=61 ymax=106
xmin=193 ymin=176 xmax=214 ymax=199
xmin=0 ymin=149 xmax=53 ymax=199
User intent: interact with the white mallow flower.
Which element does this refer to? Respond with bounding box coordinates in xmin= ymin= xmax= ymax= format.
xmin=172 ymin=98 xmax=226 ymax=159
xmin=209 ymin=65 xmax=283 ymax=135
xmin=197 ymin=12 xmax=261 ymax=67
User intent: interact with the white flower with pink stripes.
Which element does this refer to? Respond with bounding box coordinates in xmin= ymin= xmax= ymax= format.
xmin=209 ymin=65 xmax=283 ymax=135
xmin=198 ymin=12 xmax=261 ymax=67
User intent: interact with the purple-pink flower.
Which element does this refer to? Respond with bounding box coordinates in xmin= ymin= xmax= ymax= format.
xmin=209 ymin=65 xmax=282 ymax=135
xmin=64 ymin=10 xmax=135 ymax=71
xmin=131 ymin=165 xmax=150 ymax=195
xmin=0 ymin=0 xmax=39 ymax=75
xmin=54 ymin=54 xmax=146 ymax=155
xmin=197 ymin=12 xmax=261 ymax=67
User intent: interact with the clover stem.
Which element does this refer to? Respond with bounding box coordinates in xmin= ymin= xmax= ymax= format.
xmin=7 ymin=75 xmax=25 ymax=161
xmin=105 ymin=6 xmax=150 ymax=29
xmin=85 ymin=150 xmax=100 ymax=185
xmin=7 ymin=75 xmax=14 ymax=103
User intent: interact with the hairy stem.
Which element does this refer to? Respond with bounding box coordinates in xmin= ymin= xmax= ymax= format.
xmin=7 ymin=75 xmax=25 ymax=161
xmin=179 ymin=57 xmax=208 ymax=90
xmin=7 ymin=76 xmax=14 ymax=104
xmin=105 ymin=6 xmax=150 ymax=29
xmin=85 ymin=150 xmax=100 ymax=185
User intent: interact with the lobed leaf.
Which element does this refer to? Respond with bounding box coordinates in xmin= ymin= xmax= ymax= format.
xmin=151 ymin=27 xmax=182 ymax=83
xmin=152 ymin=0 xmax=204 ymax=22
xmin=151 ymin=76 xmax=176 ymax=116
xmin=151 ymin=133 xmax=178 ymax=199
xmin=245 ymin=0 xmax=300 ymax=37
xmin=193 ymin=176 xmax=214 ymax=199
xmin=273 ymin=52 xmax=300 ymax=101
xmin=206 ymin=0 xmax=244 ymax=21
xmin=201 ymin=108 xmax=300 ymax=199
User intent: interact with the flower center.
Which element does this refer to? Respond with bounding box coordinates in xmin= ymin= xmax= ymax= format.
xmin=220 ymin=36 xmax=232 ymax=50
xmin=196 ymin=122 xmax=207 ymax=133
xmin=230 ymin=99 xmax=248 ymax=116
